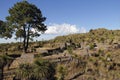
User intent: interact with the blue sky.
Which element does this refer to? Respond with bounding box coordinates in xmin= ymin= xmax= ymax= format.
xmin=0 ymin=0 xmax=120 ymax=43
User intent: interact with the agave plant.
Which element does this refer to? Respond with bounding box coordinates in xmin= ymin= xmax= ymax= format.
xmin=16 ymin=63 xmax=34 ymax=80
xmin=16 ymin=59 xmax=55 ymax=80
xmin=0 ymin=54 xmax=13 ymax=80
xmin=34 ymin=59 xmax=55 ymax=80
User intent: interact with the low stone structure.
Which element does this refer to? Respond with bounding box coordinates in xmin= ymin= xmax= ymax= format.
xmin=36 ymin=47 xmax=64 ymax=56
xmin=9 ymin=53 xmax=34 ymax=69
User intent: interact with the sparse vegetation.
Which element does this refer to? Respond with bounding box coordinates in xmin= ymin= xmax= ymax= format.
xmin=0 ymin=28 xmax=120 ymax=80
xmin=0 ymin=0 xmax=120 ymax=80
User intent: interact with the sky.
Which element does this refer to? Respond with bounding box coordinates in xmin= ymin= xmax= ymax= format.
xmin=0 ymin=0 xmax=120 ymax=43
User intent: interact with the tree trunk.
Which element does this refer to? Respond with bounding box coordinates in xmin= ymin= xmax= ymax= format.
xmin=23 ymin=25 xmax=30 ymax=53
xmin=23 ymin=26 xmax=26 ymax=53
xmin=26 ymin=27 xmax=30 ymax=53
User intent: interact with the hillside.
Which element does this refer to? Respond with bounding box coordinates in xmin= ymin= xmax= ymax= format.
xmin=50 ymin=28 xmax=120 ymax=44
xmin=0 ymin=28 xmax=120 ymax=80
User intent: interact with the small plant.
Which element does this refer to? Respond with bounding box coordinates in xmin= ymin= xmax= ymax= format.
xmin=56 ymin=65 xmax=67 ymax=80
xmin=98 ymin=48 xmax=105 ymax=56
xmin=89 ymin=44 xmax=94 ymax=50
xmin=67 ymin=46 xmax=73 ymax=55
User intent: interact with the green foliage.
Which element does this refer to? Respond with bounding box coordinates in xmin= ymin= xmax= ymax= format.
xmin=6 ymin=1 xmax=47 ymax=52
xmin=0 ymin=20 xmax=12 ymax=39
xmin=34 ymin=59 xmax=55 ymax=79
xmin=67 ymin=46 xmax=73 ymax=55
xmin=16 ymin=63 xmax=34 ymax=80
xmin=89 ymin=44 xmax=94 ymax=50
xmin=0 ymin=54 xmax=13 ymax=66
xmin=16 ymin=59 xmax=55 ymax=80
xmin=56 ymin=65 xmax=67 ymax=80
xmin=0 ymin=20 xmax=6 ymax=38
xmin=15 ymin=29 xmax=24 ymax=40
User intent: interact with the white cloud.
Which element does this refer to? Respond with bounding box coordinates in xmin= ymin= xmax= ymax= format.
xmin=45 ymin=23 xmax=86 ymax=35
xmin=79 ymin=27 xmax=87 ymax=33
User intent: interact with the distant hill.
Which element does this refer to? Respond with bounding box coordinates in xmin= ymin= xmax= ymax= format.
xmin=49 ymin=28 xmax=120 ymax=45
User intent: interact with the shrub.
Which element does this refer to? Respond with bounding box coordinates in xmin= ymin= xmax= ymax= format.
xmin=56 ymin=64 xmax=67 ymax=80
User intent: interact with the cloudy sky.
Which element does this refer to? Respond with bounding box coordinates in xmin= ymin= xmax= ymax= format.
xmin=0 ymin=0 xmax=120 ymax=43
